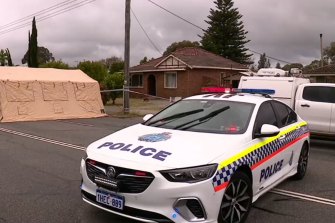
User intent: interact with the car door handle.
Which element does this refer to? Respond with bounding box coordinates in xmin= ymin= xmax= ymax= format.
xmin=279 ymin=135 xmax=286 ymax=140
xmin=301 ymin=104 xmax=310 ymax=107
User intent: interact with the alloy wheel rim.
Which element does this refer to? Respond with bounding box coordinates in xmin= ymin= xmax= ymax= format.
xmin=220 ymin=179 xmax=251 ymax=223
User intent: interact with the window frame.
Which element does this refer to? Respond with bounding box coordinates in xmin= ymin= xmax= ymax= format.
xmin=271 ymin=100 xmax=297 ymax=128
xmin=130 ymin=74 xmax=143 ymax=88
xmin=164 ymin=72 xmax=177 ymax=89
xmin=252 ymin=101 xmax=278 ymax=139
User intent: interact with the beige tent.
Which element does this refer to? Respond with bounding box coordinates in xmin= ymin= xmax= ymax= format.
xmin=0 ymin=67 xmax=106 ymax=122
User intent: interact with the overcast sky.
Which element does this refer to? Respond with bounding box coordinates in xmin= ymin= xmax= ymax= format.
xmin=0 ymin=0 xmax=334 ymax=67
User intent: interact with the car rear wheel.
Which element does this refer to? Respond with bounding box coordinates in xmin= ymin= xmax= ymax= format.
xmin=293 ymin=143 xmax=309 ymax=180
xmin=218 ymin=171 xmax=252 ymax=223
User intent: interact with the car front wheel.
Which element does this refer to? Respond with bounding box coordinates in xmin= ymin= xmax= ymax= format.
xmin=218 ymin=171 xmax=252 ymax=223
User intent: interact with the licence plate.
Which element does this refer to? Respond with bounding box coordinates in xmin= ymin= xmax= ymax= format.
xmin=96 ymin=189 xmax=124 ymax=210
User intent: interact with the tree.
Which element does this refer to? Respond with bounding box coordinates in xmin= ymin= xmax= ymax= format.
xmin=99 ymin=57 xmax=124 ymax=74
xmin=163 ymin=40 xmax=200 ymax=56
xmin=103 ymin=72 xmax=124 ymax=105
xmin=282 ymin=63 xmax=303 ymax=71
xmin=29 ymin=17 xmax=38 ymax=67
xmin=40 ymin=60 xmax=69 ymax=69
xmin=257 ymin=53 xmax=270 ymax=69
xmin=200 ymin=0 xmax=251 ymax=64
xmin=324 ymin=41 xmax=335 ymax=64
xmin=275 ymin=62 xmax=281 ymax=69
xmin=77 ymin=61 xmax=108 ymax=83
xmin=139 ymin=56 xmax=148 ymax=64
xmin=303 ymin=60 xmax=321 ymax=71
xmin=0 ymin=49 xmax=6 ymax=66
xmin=109 ymin=60 xmax=124 ymax=74
xmin=22 ymin=46 xmax=55 ymax=65
xmin=5 ymin=49 xmax=13 ymax=66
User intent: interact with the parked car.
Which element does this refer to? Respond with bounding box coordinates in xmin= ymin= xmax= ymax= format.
xmin=80 ymin=89 xmax=310 ymax=223
xmin=239 ymin=68 xmax=335 ymax=136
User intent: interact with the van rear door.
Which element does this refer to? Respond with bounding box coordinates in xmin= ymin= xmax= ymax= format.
xmin=295 ymin=85 xmax=333 ymax=134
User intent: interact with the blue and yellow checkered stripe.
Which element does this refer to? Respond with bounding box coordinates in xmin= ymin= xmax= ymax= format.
xmin=212 ymin=123 xmax=309 ymax=192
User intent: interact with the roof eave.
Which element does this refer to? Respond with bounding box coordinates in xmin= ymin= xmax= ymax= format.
xmin=191 ymin=66 xmax=249 ymax=71
xmin=130 ymin=68 xmax=187 ymax=73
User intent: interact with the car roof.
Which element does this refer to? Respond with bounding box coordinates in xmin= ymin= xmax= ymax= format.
xmin=183 ymin=93 xmax=272 ymax=105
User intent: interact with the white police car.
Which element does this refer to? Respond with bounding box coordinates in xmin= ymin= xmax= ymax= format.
xmin=80 ymin=89 xmax=310 ymax=223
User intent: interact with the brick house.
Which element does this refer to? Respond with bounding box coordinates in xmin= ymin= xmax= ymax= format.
xmin=304 ymin=64 xmax=335 ymax=83
xmin=129 ymin=47 xmax=249 ymax=99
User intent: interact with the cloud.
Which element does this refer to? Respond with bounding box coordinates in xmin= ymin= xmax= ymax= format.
xmin=0 ymin=0 xmax=334 ymax=67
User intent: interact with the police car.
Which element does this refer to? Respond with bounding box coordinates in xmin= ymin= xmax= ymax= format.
xmin=80 ymin=89 xmax=310 ymax=223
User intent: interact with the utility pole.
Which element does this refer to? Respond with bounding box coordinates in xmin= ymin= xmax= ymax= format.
xmin=320 ymin=33 xmax=324 ymax=67
xmin=123 ymin=0 xmax=131 ymax=114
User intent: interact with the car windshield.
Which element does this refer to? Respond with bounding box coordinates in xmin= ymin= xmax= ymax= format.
xmin=144 ymin=99 xmax=255 ymax=134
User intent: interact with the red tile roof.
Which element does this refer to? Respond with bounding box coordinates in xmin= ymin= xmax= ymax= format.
xmin=130 ymin=47 xmax=248 ymax=72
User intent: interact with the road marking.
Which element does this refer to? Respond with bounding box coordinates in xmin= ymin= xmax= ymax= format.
xmin=271 ymin=188 xmax=335 ymax=206
xmin=2 ymin=127 xmax=335 ymax=207
xmin=0 ymin=127 xmax=85 ymax=151
xmin=56 ymin=120 xmax=95 ymax=127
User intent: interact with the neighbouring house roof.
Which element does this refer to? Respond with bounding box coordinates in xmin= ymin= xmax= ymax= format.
xmin=304 ymin=64 xmax=335 ymax=75
xmin=130 ymin=47 xmax=249 ymax=73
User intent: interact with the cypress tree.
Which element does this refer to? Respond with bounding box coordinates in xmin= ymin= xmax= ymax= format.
xmin=30 ymin=17 xmax=38 ymax=67
xmin=201 ymin=0 xmax=251 ymax=64
xmin=27 ymin=31 xmax=32 ymax=67
xmin=5 ymin=48 xmax=13 ymax=66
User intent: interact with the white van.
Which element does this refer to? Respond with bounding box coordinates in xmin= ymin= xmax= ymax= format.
xmin=239 ymin=70 xmax=310 ymax=108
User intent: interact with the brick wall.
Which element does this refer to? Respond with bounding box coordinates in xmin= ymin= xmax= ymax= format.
xmin=130 ymin=69 xmax=243 ymax=99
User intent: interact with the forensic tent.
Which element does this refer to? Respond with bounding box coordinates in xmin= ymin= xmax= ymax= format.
xmin=0 ymin=67 xmax=106 ymax=122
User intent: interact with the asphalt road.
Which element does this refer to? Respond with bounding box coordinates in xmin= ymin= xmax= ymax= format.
xmin=0 ymin=117 xmax=334 ymax=223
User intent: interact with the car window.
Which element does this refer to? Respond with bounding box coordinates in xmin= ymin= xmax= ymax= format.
xmin=144 ymin=99 xmax=255 ymax=134
xmin=272 ymin=101 xmax=297 ymax=127
xmin=302 ymin=86 xmax=335 ymax=103
xmin=253 ymin=101 xmax=278 ymax=137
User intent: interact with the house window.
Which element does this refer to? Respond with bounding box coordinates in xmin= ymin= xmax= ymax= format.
xmin=130 ymin=74 xmax=143 ymax=87
xmin=164 ymin=72 xmax=177 ymax=88
xmin=220 ymin=72 xmax=231 ymax=87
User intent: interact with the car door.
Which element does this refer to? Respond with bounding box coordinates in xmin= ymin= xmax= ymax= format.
xmin=252 ymin=101 xmax=292 ymax=193
xmin=295 ymin=86 xmax=332 ymax=134
xmin=271 ymin=101 xmax=301 ymax=174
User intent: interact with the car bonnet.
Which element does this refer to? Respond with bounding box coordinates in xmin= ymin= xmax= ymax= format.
xmin=86 ymin=124 xmax=249 ymax=171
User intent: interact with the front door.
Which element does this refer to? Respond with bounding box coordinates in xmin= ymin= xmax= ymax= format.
xmin=295 ymin=85 xmax=333 ymax=134
xmin=148 ymin=75 xmax=156 ymax=96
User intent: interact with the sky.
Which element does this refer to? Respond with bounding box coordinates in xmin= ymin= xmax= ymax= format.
xmin=0 ymin=0 xmax=334 ymax=67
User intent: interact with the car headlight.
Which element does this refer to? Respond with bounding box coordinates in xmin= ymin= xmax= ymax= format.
xmin=160 ymin=164 xmax=218 ymax=183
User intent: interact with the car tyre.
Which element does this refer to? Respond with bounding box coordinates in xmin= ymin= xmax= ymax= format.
xmin=218 ymin=171 xmax=252 ymax=223
xmin=292 ymin=143 xmax=309 ymax=180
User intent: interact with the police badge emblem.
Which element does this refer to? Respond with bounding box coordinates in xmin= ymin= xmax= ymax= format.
xmin=138 ymin=132 xmax=172 ymax=142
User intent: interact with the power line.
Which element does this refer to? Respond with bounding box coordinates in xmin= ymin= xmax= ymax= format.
xmin=147 ymin=0 xmax=205 ymax=32
xmin=131 ymin=8 xmax=162 ymax=55
xmin=0 ymin=0 xmax=96 ymax=37
xmin=147 ymin=0 xmax=293 ymax=65
xmin=248 ymin=49 xmax=291 ymax=65
xmin=0 ymin=0 xmax=79 ymax=30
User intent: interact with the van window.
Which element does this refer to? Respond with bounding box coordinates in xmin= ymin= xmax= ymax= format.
xmin=302 ymin=86 xmax=335 ymax=103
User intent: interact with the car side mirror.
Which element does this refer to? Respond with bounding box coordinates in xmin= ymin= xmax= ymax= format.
xmin=143 ymin=114 xmax=154 ymax=122
xmin=254 ymin=124 xmax=280 ymax=138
